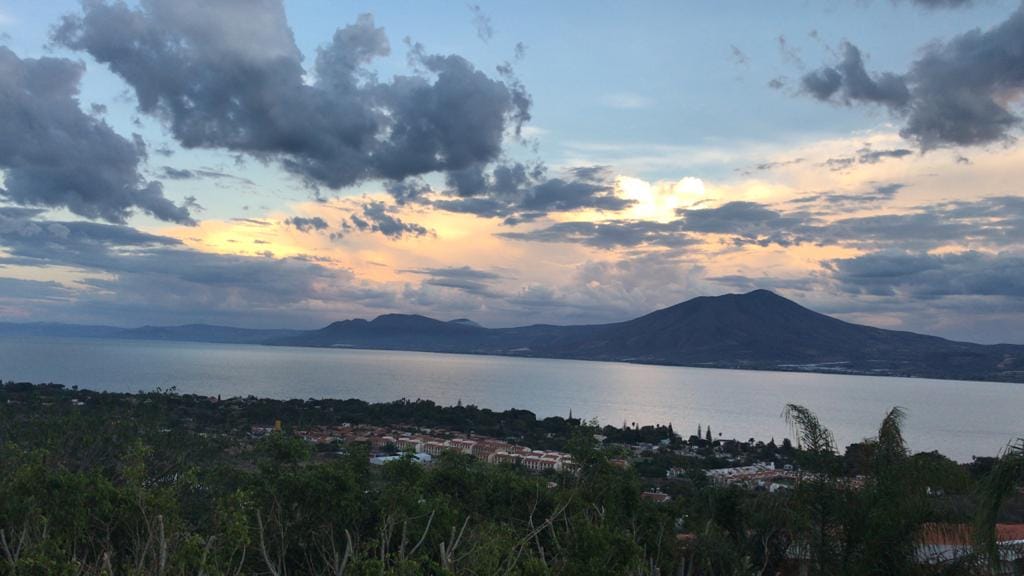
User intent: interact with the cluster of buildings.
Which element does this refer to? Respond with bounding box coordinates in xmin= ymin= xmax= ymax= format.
xmin=680 ymin=461 xmax=800 ymax=492
xmin=262 ymin=423 xmax=577 ymax=473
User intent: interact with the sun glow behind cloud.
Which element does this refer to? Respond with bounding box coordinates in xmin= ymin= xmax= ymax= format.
xmin=115 ymin=124 xmax=1024 ymax=338
xmin=617 ymin=176 xmax=705 ymax=221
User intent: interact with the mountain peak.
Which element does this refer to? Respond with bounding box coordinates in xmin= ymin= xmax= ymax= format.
xmin=270 ymin=291 xmax=1023 ymax=382
xmin=449 ymin=318 xmax=483 ymax=328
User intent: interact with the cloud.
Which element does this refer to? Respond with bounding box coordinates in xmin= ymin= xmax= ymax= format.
xmin=159 ymin=166 xmax=254 ymax=184
xmin=284 ymin=216 xmax=329 ymax=232
xmin=435 ymin=163 xmax=633 ymax=222
xmin=0 ymin=277 xmax=75 ymax=302
xmin=900 ymin=5 xmax=1024 ymax=148
xmin=55 ymin=1 xmax=530 ymax=191
xmin=777 ymin=35 xmax=804 ymax=69
xmin=800 ymin=42 xmax=910 ymax=108
xmin=800 ymin=6 xmax=1024 ymax=149
xmin=499 ymin=219 xmax=696 ymax=249
xmin=899 ymin=0 xmax=975 ymax=8
xmin=385 ymin=178 xmax=433 ymax=205
xmin=828 ymin=250 xmax=1024 ymax=298
xmin=503 ymin=254 xmax=714 ymax=325
xmin=502 ymin=192 xmax=1024 ymax=253
xmin=676 ymin=201 xmax=811 ymax=247
xmin=822 ymin=147 xmax=914 ymax=170
xmin=706 ymin=274 xmax=818 ymax=293
xmin=0 ymin=47 xmax=192 ymax=224
xmin=601 ymin=92 xmax=655 ymax=110
xmin=751 ymin=157 xmax=805 ymax=171
xmin=730 ymin=44 xmax=749 ymax=67
xmin=791 ymin=182 xmax=905 ymax=209
xmin=349 ymin=200 xmax=429 ymax=238
xmin=404 ymin=265 xmax=504 ymax=297
xmin=468 ymin=4 xmax=493 ymax=42
xmin=0 ymin=208 xmax=398 ymax=326
xmin=856 ymin=147 xmax=913 ymax=164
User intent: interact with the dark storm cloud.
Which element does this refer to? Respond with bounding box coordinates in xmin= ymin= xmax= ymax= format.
xmin=801 ymin=5 xmax=1024 ymax=149
xmin=55 ymin=1 xmax=530 ymax=192
xmin=284 ymin=216 xmax=329 ymax=232
xmin=0 ymin=47 xmax=192 ymax=224
xmin=828 ymin=251 xmax=1024 ymax=298
xmin=349 ymin=201 xmax=429 ymax=239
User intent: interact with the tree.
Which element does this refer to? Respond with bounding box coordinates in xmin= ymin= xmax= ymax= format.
xmin=975 ymin=438 xmax=1024 ymax=568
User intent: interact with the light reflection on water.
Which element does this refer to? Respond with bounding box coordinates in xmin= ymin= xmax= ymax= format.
xmin=1 ymin=335 xmax=1021 ymax=461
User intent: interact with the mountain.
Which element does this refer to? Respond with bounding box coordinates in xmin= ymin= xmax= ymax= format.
xmin=113 ymin=324 xmax=303 ymax=344
xmin=0 ymin=322 xmax=124 ymax=339
xmin=5 ymin=291 xmax=1023 ymax=382
xmin=282 ymin=315 xmax=488 ymax=349
xmin=270 ymin=290 xmax=1024 ymax=383
xmin=0 ymin=321 xmax=301 ymax=345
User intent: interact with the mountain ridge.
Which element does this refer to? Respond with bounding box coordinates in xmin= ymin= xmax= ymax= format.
xmin=269 ymin=290 xmax=1024 ymax=382
xmin=3 ymin=290 xmax=1022 ymax=382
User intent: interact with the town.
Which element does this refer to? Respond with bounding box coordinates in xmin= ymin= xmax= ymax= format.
xmin=259 ymin=417 xmax=810 ymax=497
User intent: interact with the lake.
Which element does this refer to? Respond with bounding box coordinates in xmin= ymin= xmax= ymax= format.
xmin=1 ymin=335 xmax=1021 ymax=462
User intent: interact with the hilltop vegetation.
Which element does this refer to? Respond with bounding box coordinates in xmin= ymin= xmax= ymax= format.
xmin=0 ymin=382 xmax=1022 ymax=575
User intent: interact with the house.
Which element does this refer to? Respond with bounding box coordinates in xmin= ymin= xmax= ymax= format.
xmin=917 ymin=523 xmax=1024 ymax=573
xmin=641 ymin=490 xmax=671 ymax=504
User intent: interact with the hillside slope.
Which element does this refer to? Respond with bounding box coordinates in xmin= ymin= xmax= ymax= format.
xmin=271 ymin=290 xmax=1024 ymax=382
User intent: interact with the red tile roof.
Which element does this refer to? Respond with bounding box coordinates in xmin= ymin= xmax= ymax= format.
xmin=919 ymin=523 xmax=1024 ymax=546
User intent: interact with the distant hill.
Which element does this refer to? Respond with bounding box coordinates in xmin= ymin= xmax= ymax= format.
xmin=0 ymin=322 xmax=124 ymax=339
xmin=6 ymin=291 xmax=1024 ymax=382
xmin=113 ymin=324 xmax=303 ymax=344
xmin=0 ymin=321 xmax=301 ymax=345
xmin=269 ymin=290 xmax=1024 ymax=383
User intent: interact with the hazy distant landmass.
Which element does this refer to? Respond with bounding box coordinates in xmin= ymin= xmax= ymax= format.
xmin=5 ymin=290 xmax=1023 ymax=382
xmin=0 ymin=322 xmax=302 ymax=345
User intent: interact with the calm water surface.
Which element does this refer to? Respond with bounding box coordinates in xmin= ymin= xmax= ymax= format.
xmin=1 ymin=335 xmax=1021 ymax=461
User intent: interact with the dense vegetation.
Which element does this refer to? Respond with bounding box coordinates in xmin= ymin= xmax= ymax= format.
xmin=0 ymin=382 xmax=1021 ymax=575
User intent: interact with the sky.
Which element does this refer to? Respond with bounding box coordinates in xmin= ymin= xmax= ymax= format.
xmin=1 ymin=0 xmax=1024 ymax=343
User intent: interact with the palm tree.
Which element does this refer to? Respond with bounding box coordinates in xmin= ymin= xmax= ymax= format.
xmin=782 ymin=404 xmax=836 ymax=459
xmin=782 ymin=404 xmax=935 ymax=576
xmin=975 ymin=437 xmax=1024 ymax=569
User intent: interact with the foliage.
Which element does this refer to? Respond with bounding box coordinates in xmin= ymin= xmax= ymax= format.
xmin=0 ymin=384 xmax=1019 ymax=575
